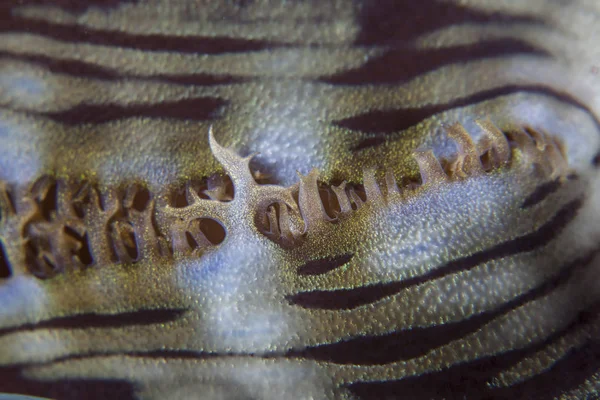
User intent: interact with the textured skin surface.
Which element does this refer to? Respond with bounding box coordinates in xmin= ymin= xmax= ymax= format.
xmin=0 ymin=1 xmax=600 ymax=399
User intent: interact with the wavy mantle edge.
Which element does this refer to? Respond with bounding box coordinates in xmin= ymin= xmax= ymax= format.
xmin=0 ymin=119 xmax=570 ymax=279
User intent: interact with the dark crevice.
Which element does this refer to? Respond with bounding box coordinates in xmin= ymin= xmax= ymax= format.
xmin=0 ymin=240 xmax=12 ymax=279
xmin=208 ymin=174 xmax=235 ymax=202
xmin=122 ymin=222 xmax=139 ymax=261
xmin=479 ymin=149 xmax=494 ymax=171
xmin=346 ymin=302 xmax=600 ymax=400
xmin=347 ymin=184 xmax=367 ymax=208
xmin=223 ymin=176 xmax=235 ymax=201
xmin=171 ymin=191 xmax=188 ymax=208
xmin=288 ymin=245 xmax=600 ymax=365
xmin=185 ymin=231 xmax=199 ymax=250
xmin=287 ymin=197 xmax=583 ymax=310
xmin=24 ymin=238 xmax=54 ymax=279
xmin=0 ymin=308 xmax=188 ymax=337
xmin=247 ymin=159 xmax=278 ymax=185
xmin=0 ymin=51 xmax=250 ymax=86
xmin=42 ymin=97 xmax=227 ymax=125
xmin=169 ymin=182 xmax=195 ymax=208
xmin=168 ymin=177 xmax=232 ymax=208
xmin=354 ymin=0 xmax=545 ymax=46
xmin=62 ymin=225 xmax=81 ymax=240
xmin=335 ymin=85 xmax=600 ymax=151
xmin=40 ymin=255 xmax=56 ymax=275
xmin=297 ymin=253 xmax=354 ymax=276
xmin=64 ymin=225 xmax=94 ymax=266
xmin=71 ymin=227 xmax=94 ymax=267
xmin=31 ymin=176 xmax=57 ymax=221
xmin=319 ymin=185 xmax=341 ymax=220
xmin=78 ymin=233 xmax=94 ymax=266
xmin=0 ymin=184 xmax=16 ymax=222
xmin=130 ymin=186 xmax=150 ymax=212
xmin=521 ymin=179 xmax=563 ymax=209
xmin=262 ymin=203 xmax=278 ymax=235
xmin=0 ymin=10 xmax=283 ymax=54
xmin=321 ymin=39 xmax=550 ymax=86
xmin=73 ymin=194 xmax=86 ymax=219
xmin=198 ymin=218 xmax=226 ymax=245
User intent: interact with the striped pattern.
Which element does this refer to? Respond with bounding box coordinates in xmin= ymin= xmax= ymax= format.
xmin=1 ymin=1 xmax=600 ymax=399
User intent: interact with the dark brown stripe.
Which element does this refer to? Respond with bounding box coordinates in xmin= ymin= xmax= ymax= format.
xmin=334 ymin=85 xmax=600 ymax=151
xmin=287 ymin=197 xmax=583 ymax=310
xmin=0 ymin=351 xmax=247 ymax=399
xmin=297 ymin=253 xmax=354 ymax=276
xmin=491 ymin=340 xmax=600 ymax=400
xmin=0 ymin=51 xmax=249 ymax=86
xmin=321 ymin=39 xmax=550 ymax=86
xmin=287 ymin=244 xmax=600 ymax=365
xmin=0 ymin=308 xmax=187 ymax=337
xmin=521 ymin=179 xmax=563 ymax=209
xmin=355 ymin=0 xmax=545 ymax=46
xmin=37 ymin=97 xmax=227 ymax=125
xmin=4 ymin=349 xmax=224 ymax=370
xmin=346 ymin=301 xmax=600 ymax=400
xmin=0 ymin=0 xmax=136 ymax=14
xmin=0 ymin=366 xmax=136 ymax=400
xmin=0 ymin=13 xmax=283 ymax=54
